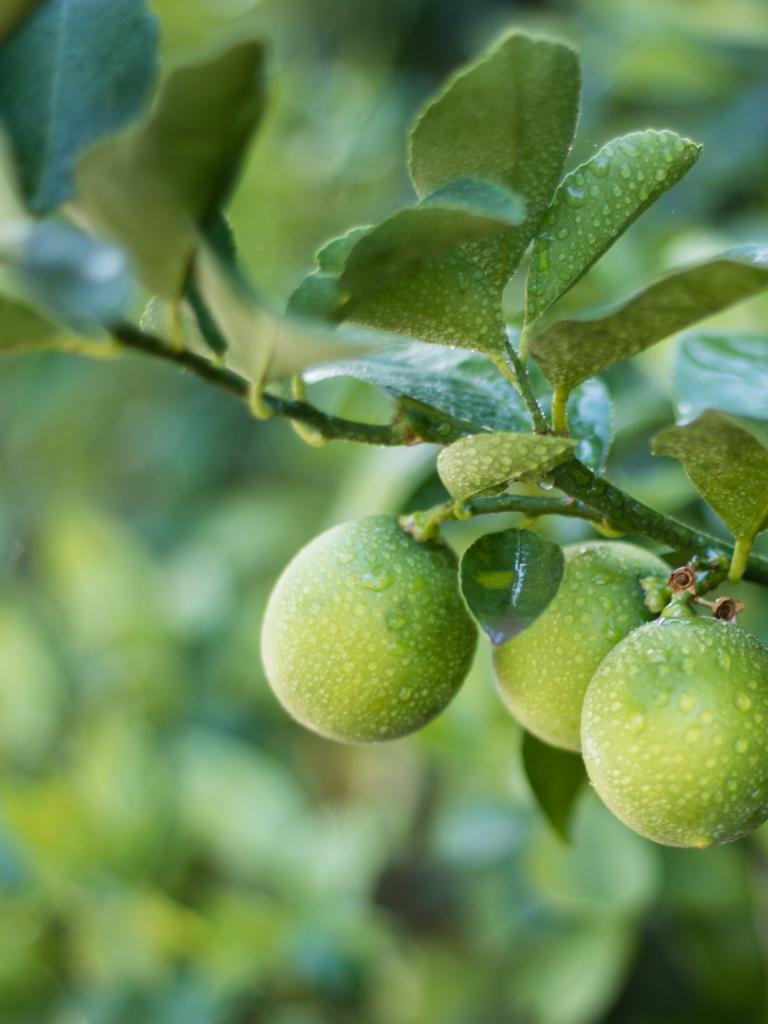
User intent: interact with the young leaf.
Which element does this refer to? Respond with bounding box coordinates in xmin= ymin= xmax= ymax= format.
xmin=652 ymin=411 xmax=768 ymax=541
xmin=302 ymin=342 xmax=531 ymax=433
xmin=437 ymin=432 xmax=576 ymax=503
xmin=75 ymin=40 xmax=266 ymax=298
xmin=8 ymin=220 xmax=135 ymax=332
xmin=409 ymin=31 xmax=580 ymax=288
xmin=526 ymin=130 xmax=701 ymax=324
xmin=0 ymin=294 xmax=59 ymax=353
xmin=530 ymin=245 xmax=768 ymax=393
xmin=459 ymin=527 xmax=564 ymax=645
xmin=0 ymin=0 xmax=159 ymax=213
xmin=522 ymin=731 xmax=586 ymax=842
xmin=675 ymin=332 xmax=768 ymax=422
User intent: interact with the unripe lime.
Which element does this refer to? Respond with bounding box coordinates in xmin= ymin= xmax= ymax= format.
xmin=493 ymin=541 xmax=667 ymax=751
xmin=582 ymin=617 xmax=768 ymax=847
xmin=261 ymin=516 xmax=477 ymax=743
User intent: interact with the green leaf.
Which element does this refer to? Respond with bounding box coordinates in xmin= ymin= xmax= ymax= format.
xmin=183 ymin=211 xmax=237 ymax=354
xmin=526 ymin=130 xmax=701 ymax=324
xmin=0 ymin=1 xmax=41 ymax=42
xmin=459 ymin=527 xmax=564 ymax=645
xmin=530 ymin=245 xmax=768 ymax=393
xmin=522 ymin=730 xmax=586 ymax=841
xmin=409 ymin=31 xmax=580 ymax=288
xmin=535 ymin=375 xmax=613 ymax=473
xmin=339 ymin=179 xmax=525 ymax=293
xmin=437 ymin=432 xmax=576 ymax=502
xmin=194 ymin=245 xmax=387 ymax=389
xmin=75 ymin=40 xmax=266 ymax=298
xmin=6 ymin=220 xmax=135 ymax=332
xmin=0 ymin=0 xmax=159 ymax=213
xmin=652 ymin=411 xmax=768 ymax=541
xmin=675 ymin=332 xmax=768 ymax=422
xmin=0 ymin=293 xmax=59 ymax=353
xmin=302 ymin=342 xmax=530 ymax=433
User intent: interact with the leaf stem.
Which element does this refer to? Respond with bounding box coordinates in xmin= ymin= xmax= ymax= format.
xmin=551 ymin=387 xmax=569 ymax=434
xmin=728 ymin=536 xmax=754 ymax=583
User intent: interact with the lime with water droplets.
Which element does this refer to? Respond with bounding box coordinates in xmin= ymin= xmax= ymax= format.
xmin=582 ymin=617 xmax=768 ymax=848
xmin=261 ymin=516 xmax=477 ymax=743
xmin=493 ymin=541 xmax=668 ymax=751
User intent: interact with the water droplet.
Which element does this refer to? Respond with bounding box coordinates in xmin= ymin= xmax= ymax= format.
xmin=626 ymin=714 xmax=645 ymax=734
xmin=736 ymin=693 xmax=752 ymax=712
xmin=678 ymin=693 xmax=695 ymax=712
xmin=685 ymin=726 xmax=701 ymax=743
xmin=736 ymin=739 xmax=749 ymax=753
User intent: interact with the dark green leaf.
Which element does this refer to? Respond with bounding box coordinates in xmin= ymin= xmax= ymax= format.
xmin=652 ymin=411 xmax=768 ymax=541
xmin=76 ymin=40 xmax=266 ymax=298
xmin=287 ymin=271 xmax=343 ymax=322
xmin=530 ymin=245 xmax=768 ymax=393
xmin=0 ymin=293 xmax=59 ymax=353
xmin=526 ymin=130 xmax=701 ymax=324
xmin=316 ymin=227 xmax=371 ymax=274
xmin=522 ymin=730 xmax=586 ymax=841
xmin=438 ymin=432 xmax=576 ymax=502
xmin=302 ymin=342 xmax=530 ymax=433
xmin=409 ymin=31 xmax=580 ymax=289
xmin=459 ymin=527 xmax=564 ymax=644
xmin=8 ymin=220 xmax=134 ymax=332
xmin=675 ymin=332 xmax=768 ymax=422
xmin=0 ymin=0 xmax=158 ymax=213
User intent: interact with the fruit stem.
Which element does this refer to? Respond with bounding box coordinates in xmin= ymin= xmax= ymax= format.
xmin=728 ymin=536 xmax=753 ymax=583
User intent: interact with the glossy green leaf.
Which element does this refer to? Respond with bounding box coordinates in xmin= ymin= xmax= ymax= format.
xmin=522 ymin=731 xmax=586 ymax=841
xmin=437 ymin=432 xmax=576 ymax=502
xmin=183 ymin=211 xmax=237 ymax=354
xmin=0 ymin=1 xmax=40 ymax=42
xmin=409 ymin=31 xmax=580 ymax=289
xmin=302 ymin=342 xmax=530 ymax=433
xmin=339 ymin=179 xmax=525 ymax=293
xmin=0 ymin=293 xmax=59 ymax=353
xmin=675 ymin=332 xmax=768 ymax=422
xmin=76 ymin=40 xmax=266 ymax=298
xmin=530 ymin=245 xmax=768 ymax=393
xmin=8 ymin=221 xmax=134 ymax=332
xmin=526 ymin=130 xmax=701 ymax=324
xmin=316 ymin=227 xmax=371 ymax=274
xmin=459 ymin=527 xmax=564 ymax=645
xmin=652 ymin=411 xmax=768 ymax=540
xmin=0 ymin=0 xmax=159 ymax=213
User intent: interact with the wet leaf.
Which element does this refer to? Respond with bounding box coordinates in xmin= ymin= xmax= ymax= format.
xmin=302 ymin=342 xmax=530 ymax=433
xmin=459 ymin=528 xmax=564 ymax=644
xmin=522 ymin=731 xmax=586 ymax=841
xmin=652 ymin=410 xmax=768 ymax=540
xmin=526 ymin=130 xmax=701 ymax=324
xmin=0 ymin=0 xmax=158 ymax=212
xmin=675 ymin=332 xmax=768 ymax=422
xmin=437 ymin=432 xmax=576 ymax=502
xmin=409 ymin=31 xmax=580 ymax=288
xmin=530 ymin=245 xmax=768 ymax=392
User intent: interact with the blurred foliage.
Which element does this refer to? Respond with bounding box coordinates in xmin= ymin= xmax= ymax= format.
xmin=1 ymin=0 xmax=768 ymax=1021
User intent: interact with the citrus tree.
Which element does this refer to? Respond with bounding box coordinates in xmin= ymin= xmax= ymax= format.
xmin=2 ymin=1 xmax=768 ymax=850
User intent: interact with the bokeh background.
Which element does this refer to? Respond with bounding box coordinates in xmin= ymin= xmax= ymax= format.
xmin=2 ymin=0 xmax=768 ymax=1021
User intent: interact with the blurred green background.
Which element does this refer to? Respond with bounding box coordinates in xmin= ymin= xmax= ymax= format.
xmin=2 ymin=0 xmax=768 ymax=1021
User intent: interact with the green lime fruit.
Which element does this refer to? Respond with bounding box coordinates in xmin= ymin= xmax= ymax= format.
xmin=493 ymin=541 xmax=668 ymax=751
xmin=261 ymin=515 xmax=477 ymax=743
xmin=582 ymin=617 xmax=768 ymax=848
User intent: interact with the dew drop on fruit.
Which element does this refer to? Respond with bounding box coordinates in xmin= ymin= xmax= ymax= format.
xmin=736 ymin=693 xmax=752 ymax=712
xmin=678 ymin=692 xmax=695 ymax=712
